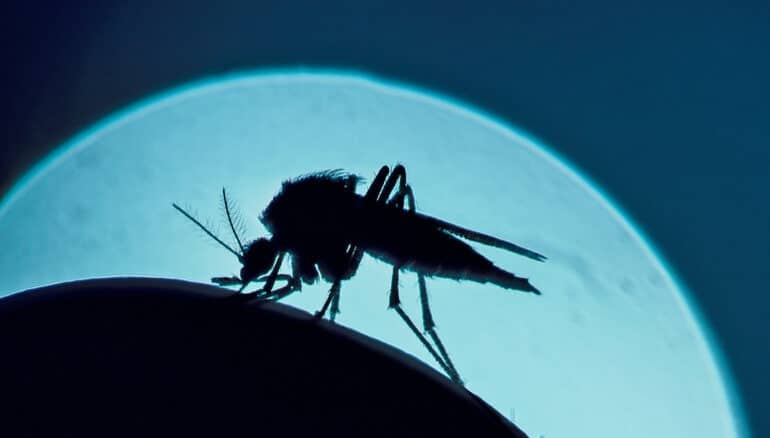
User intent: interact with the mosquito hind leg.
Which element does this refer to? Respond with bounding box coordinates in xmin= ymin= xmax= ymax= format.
xmin=389 ymin=266 xmax=462 ymax=384
xmin=369 ymin=163 xmax=464 ymax=383
xmin=417 ymin=273 xmax=462 ymax=384
xmin=390 ymin=175 xmax=464 ymax=385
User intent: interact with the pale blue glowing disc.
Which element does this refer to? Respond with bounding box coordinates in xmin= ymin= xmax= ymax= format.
xmin=0 ymin=70 xmax=746 ymax=437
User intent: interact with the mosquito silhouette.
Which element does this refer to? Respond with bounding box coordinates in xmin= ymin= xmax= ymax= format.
xmin=172 ymin=164 xmax=546 ymax=385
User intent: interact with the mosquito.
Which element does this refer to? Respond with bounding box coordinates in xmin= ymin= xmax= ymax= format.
xmin=172 ymin=164 xmax=546 ymax=385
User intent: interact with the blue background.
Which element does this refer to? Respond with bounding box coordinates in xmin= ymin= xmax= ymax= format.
xmin=3 ymin=1 xmax=768 ymax=435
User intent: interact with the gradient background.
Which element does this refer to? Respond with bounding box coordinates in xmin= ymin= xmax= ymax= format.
xmin=2 ymin=1 xmax=768 ymax=435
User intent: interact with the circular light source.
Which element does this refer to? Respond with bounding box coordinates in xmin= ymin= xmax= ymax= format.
xmin=0 ymin=70 xmax=746 ymax=437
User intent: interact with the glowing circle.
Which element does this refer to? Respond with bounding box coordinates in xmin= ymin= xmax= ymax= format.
xmin=0 ymin=70 xmax=745 ymax=437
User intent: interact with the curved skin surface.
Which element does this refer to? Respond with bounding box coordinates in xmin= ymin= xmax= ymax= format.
xmin=0 ymin=277 xmax=526 ymax=438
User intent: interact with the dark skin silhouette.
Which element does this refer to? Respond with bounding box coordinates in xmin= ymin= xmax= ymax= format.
xmin=0 ymin=279 xmax=529 ymax=437
xmin=173 ymin=164 xmax=546 ymax=384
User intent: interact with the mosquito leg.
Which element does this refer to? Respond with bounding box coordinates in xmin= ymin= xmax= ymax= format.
xmin=329 ymin=289 xmax=341 ymax=321
xmin=315 ymin=280 xmax=341 ymax=320
xmin=261 ymin=252 xmax=286 ymax=294
xmin=233 ymin=275 xmax=299 ymax=304
xmin=366 ymin=165 xmax=391 ymax=200
xmin=211 ymin=276 xmax=243 ymax=287
xmin=387 ymin=177 xmax=412 ymax=210
xmin=267 ymin=284 xmax=298 ymax=301
xmin=393 ymin=179 xmax=464 ymax=385
xmin=388 ymin=266 xmax=400 ymax=308
xmin=417 ymin=275 xmax=436 ymax=331
xmin=321 ymin=165 xmax=391 ymax=319
xmin=247 ymin=252 xmax=284 ymax=297
xmin=315 ymin=165 xmax=407 ymax=320
xmin=377 ymin=164 xmax=463 ymax=382
xmin=328 ymin=252 xmax=345 ymax=321
xmin=389 ymin=266 xmax=459 ymax=382
xmin=343 ymin=165 xmax=391 ymax=272
xmin=340 ymin=165 xmax=391 ymax=275
xmin=377 ymin=164 xmax=406 ymax=203
xmin=418 ymin=273 xmax=463 ymax=385
xmin=344 ymin=247 xmax=364 ymax=279
xmin=343 ymin=165 xmax=392 ymax=276
xmin=339 ymin=164 xmax=398 ymax=278
xmin=230 ymin=252 xmax=288 ymax=303
xmin=259 ymin=275 xmax=300 ymax=301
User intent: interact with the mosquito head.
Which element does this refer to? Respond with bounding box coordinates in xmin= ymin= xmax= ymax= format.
xmin=240 ymin=238 xmax=278 ymax=285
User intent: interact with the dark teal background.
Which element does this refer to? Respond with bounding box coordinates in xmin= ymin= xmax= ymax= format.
xmin=3 ymin=1 xmax=768 ymax=435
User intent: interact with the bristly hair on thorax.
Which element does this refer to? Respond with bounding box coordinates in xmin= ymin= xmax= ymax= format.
xmin=259 ymin=169 xmax=364 ymax=233
xmin=286 ymin=169 xmax=363 ymax=192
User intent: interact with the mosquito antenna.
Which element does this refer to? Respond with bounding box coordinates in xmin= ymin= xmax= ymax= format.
xmin=172 ymin=203 xmax=243 ymax=260
xmin=221 ymin=188 xmax=246 ymax=255
xmin=231 ymin=203 xmax=248 ymax=243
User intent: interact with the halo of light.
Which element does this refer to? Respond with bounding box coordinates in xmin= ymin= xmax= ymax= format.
xmin=0 ymin=69 xmax=747 ymax=437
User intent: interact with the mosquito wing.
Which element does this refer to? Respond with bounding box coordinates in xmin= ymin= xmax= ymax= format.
xmin=412 ymin=211 xmax=547 ymax=262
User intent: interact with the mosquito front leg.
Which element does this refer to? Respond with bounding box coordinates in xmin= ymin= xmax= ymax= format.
xmin=244 ymin=252 xmax=298 ymax=300
xmin=258 ymin=274 xmax=300 ymax=301
xmin=222 ymin=252 xmax=292 ymax=302
xmin=211 ymin=276 xmax=243 ymax=287
xmin=260 ymin=252 xmax=286 ymax=293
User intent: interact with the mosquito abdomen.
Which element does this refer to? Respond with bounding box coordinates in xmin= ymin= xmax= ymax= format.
xmin=356 ymin=205 xmax=539 ymax=294
xmin=483 ymin=266 xmax=541 ymax=294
